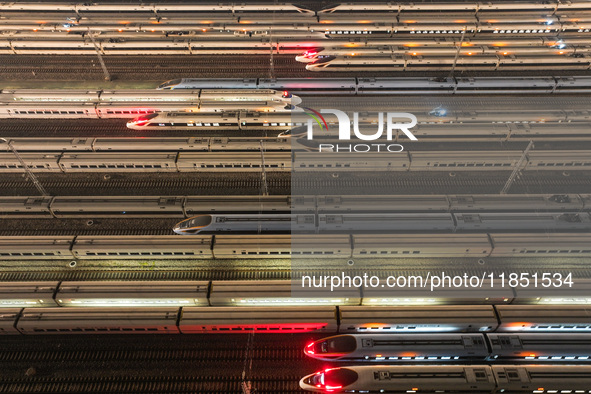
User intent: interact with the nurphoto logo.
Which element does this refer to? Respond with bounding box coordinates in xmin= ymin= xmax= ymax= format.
xmin=302 ymin=109 xmax=418 ymax=152
xmin=304 ymin=109 xmax=418 ymax=140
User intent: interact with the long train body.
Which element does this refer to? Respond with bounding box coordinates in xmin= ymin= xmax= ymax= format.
xmin=304 ymin=333 xmax=591 ymax=362
xmin=3 ymin=303 xmax=591 ymax=336
xmin=2 ymin=232 xmax=591 ymax=260
xmin=300 ymin=365 xmax=591 ymax=393
xmin=2 ymin=278 xmax=591 ymax=308
xmin=305 ymin=54 xmax=591 ymax=71
xmin=156 ymin=76 xmax=591 ymax=95
xmin=126 ymin=111 xmax=296 ymax=131
xmin=172 ymin=212 xmax=591 ymax=234
xmin=4 ymin=150 xmax=591 ymax=172
xmin=0 ymin=89 xmax=301 ymax=119
xmin=1 ymin=2 xmax=590 ymax=43
xmin=1 ymin=194 xmax=589 ymax=219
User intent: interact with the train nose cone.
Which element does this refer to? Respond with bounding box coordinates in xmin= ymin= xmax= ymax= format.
xmin=291 ymin=95 xmax=302 ymax=106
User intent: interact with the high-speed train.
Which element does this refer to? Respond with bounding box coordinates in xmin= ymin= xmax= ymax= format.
xmin=155 ymin=76 xmax=591 ymax=95
xmin=300 ymin=365 xmax=591 ymax=393
xmin=297 ymin=45 xmax=591 ymax=63
xmin=304 ymin=333 xmax=591 ymax=362
xmin=0 ymin=88 xmax=301 ymax=119
xmin=306 ymin=54 xmax=591 ymax=71
xmin=173 ymin=212 xmax=591 ymax=234
xmin=126 ymin=111 xmax=298 ymax=131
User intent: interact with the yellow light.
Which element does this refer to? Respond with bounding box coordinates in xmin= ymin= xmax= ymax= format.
xmin=559 ymin=51 xmax=564 ymax=54
xmin=239 ymin=21 xmax=252 ymax=24
xmin=118 ymin=29 xmax=123 ymax=32
xmin=320 ymin=20 xmax=334 ymax=24
xmin=487 ymin=19 xmax=498 ymax=23
xmin=202 ymin=29 xmax=207 ymax=32
xmin=151 ymin=29 xmax=155 ymax=32
xmin=455 ymin=20 xmax=467 ymax=23
xmin=493 ymin=42 xmax=507 ymax=47
xmin=503 ymin=51 xmax=508 ymax=55
xmin=350 ymin=53 xmax=355 ymax=56
xmin=468 ymin=52 xmax=472 ymax=55
xmin=404 ymin=43 xmax=420 ymax=47
xmin=344 ymin=43 xmax=358 ymax=47
xmin=33 ymin=29 xmax=37 ymax=32
xmin=119 ymin=21 xmax=130 ymax=24
xmin=412 ymin=388 xmax=418 ymax=391
xmin=461 ymin=42 xmax=472 ymax=47
xmin=412 ymin=52 xmax=417 ymax=56
xmin=404 ymin=20 xmax=416 ymax=24
xmin=357 ymin=20 xmax=372 ymax=24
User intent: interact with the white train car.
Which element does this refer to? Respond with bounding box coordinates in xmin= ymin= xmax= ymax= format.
xmin=71 ymin=236 xmax=213 ymax=259
xmin=55 ymin=281 xmax=209 ymax=307
xmin=338 ymin=305 xmax=499 ymax=333
xmin=352 ymin=234 xmax=492 ymax=258
xmin=0 ymin=196 xmax=53 ymax=218
xmin=496 ymin=305 xmax=591 ymax=332
xmin=0 ymin=282 xmax=58 ymax=308
xmin=489 ymin=233 xmax=591 ymax=257
xmin=0 ymin=236 xmax=74 ymax=260
xmin=0 ymin=308 xmax=22 ymax=335
xmin=208 ymin=280 xmax=360 ymax=306
xmin=16 ymin=307 xmax=181 ymax=334
xmin=454 ymin=212 xmax=591 ymax=231
xmin=179 ymin=306 xmax=338 ymax=333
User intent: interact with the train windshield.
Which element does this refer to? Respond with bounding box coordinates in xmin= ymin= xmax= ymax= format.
xmin=178 ymin=215 xmax=213 ymax=229
xmin=322 ymin=335 xmax=357 ymax=353
xmin=157 ymin=79 xmax=182 ymax=89
xmin=304 ymin=368 xmax=358 ymax=390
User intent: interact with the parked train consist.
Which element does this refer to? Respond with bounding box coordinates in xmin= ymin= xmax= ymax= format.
xmin=304 ymin=333 xmax=591 ymax=362
xmin=2 ymin=232 xmax=591 ymax=260
xmin=0 ymin=89 xmax=300 ymax=119
xmin=2 ymin=303 xmax=591 ymax=335
xmin=3 ymin=150 xmax=591 ymax=173
xmin=1 ymin=194 xmax=589 ymax=219
xmin=3 ymin=279 xmax=591 ymax=311
xmin=172 ymin=211 xmax=591 ymax=234
xmin=126 ymin=111 xmax=297 ymax=131
xmin=306 ymin=54 xmax=591 ymax=72
xmin=0 ymin=137 xmax=292 ymax=153
xmin=155 ymin=76 xmax=591 ymax=94
xmin=300 ymin=365 xmax=591 ymax=393
xmin=1 ymin=2 xmax=591 ymax=46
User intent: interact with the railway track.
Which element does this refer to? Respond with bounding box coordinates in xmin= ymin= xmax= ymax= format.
xmin=0 ymin=344 xmax=304 ymax=363
xmin=1 ymin=55 xmax=589 ymax=80
xmin=0 ymin=174 xmax=290 ymax=196
xmin=2 ymin=172 xmax=591 ymax=196
xmin=0 ymin=334 xmax=312 ymax=393
xmin=1 ymin=267 xmax=590 ymax=282
xmin=0 ymin=375 xmax=302 ymax=393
